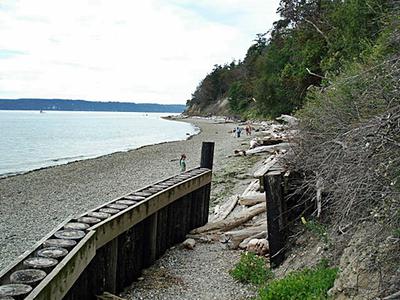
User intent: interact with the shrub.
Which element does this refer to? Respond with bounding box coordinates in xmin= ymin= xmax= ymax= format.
xmin=229 ymin=252 xmax=273 ymax=285
xmin=257 ymin=262 xmax=338 ymax=300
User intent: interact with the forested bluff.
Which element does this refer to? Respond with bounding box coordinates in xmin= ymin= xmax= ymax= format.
xmin=185 ymin=0 xmax=398 ymax=119
xmin=186 ymin=0 xmax=399 ymax=298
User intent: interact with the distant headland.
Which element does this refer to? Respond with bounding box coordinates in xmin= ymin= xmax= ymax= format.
xmin=0 ymin=98 xmax=185 ymax=113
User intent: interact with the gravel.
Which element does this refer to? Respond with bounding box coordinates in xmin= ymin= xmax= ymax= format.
xmin=121 ymin=243 xmax=257 ymax=300
xmin=0 ymin=118 xmax=242 ymax=271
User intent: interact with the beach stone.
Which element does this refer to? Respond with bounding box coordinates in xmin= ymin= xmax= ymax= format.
xmin=87 ymin=211 xmax=111 ymax=219
xmin=37 ymin=247 xmax=68 ymax=259
xmin=107 ymin=203 xmax=128 ymax=210
xmin=76 ymin=216 xmax=101 ymax=224
xmin=23 ymin=257 xmax=58 ymax=269
xmin=0 ymin=284 xmax=32 ymax=297
xmin=182 ymin=238 xmax=196 ymax=250
xmin=64 ymin=222 xmax=90 ymax=230
xmin=116 ymin=199 xmax=137 ymax=205
xmin=43 ymin=238 xmax=77 ymax=249
xmin=10 ymin=269 xmax=47 ymax=285
xmin=99 ymin=208 xmax=120 ymax=215
xmin=54 ymin=229 xmax=85 ymax=240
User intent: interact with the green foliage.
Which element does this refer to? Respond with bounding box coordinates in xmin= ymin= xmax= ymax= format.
xmin=229 ymin=252 xmax=273 ymax=285
xmin=228 ymin=81 xmax=251 ymax=113
xmin=257 ymin=262 xmax=338 ymax=300
xmin=186 ymin=0 xmax=391 ymax=118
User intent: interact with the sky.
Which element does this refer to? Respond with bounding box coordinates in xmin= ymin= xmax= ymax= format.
xmin=0 ymin=0 xmax=281 ymax=104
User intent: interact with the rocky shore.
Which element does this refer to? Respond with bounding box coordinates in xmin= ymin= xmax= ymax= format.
xmin=0 ymin=118 xmax=243 ymax=270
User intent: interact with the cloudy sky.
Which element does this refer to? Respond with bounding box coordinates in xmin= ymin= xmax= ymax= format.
xmin=0 ymin=0 xmax=280 ymax=104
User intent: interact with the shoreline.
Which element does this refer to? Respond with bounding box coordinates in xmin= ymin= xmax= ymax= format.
xmin=0 ymin=116 xmax=200 ymax=180
xmin=0 ymin=118 xmax=243 ymax=270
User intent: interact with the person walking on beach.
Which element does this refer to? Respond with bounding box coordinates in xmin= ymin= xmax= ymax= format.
xmin=236 ymin=126 xmax=242 ymax=138
xmin=180 ymin=154 xmax=187 ymax=172
xmin=245 ymin=124 xmax=252 ymax=135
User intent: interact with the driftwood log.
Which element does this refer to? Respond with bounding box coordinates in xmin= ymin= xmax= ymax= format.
xmin=238 ymin=179 xmax=265 ymax=206
xmin=246 ymin=143 xmax=291 ymax=155
xmin=239 ymin=231 xmax=267 ymax=249
xmin=210 ymin=195 xmax=238 ymax=222
xmin=190 ymin=202 xmax=266 ymax=234
xmin=219 ymin=223 xmax=267 ymax=249
xmin=239 ymin=195 xmax=265 ymax=206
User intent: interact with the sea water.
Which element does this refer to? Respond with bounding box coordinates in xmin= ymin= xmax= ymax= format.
xmin=0 ymin=110 xmax=197 ymax=177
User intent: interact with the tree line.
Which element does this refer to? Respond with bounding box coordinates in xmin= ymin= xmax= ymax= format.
xmin=186 ymin=0 xmax=391 ymax=118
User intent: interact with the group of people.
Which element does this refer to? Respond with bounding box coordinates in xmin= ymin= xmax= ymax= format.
xmin=233 ymin=124 xmax=252 ymax=138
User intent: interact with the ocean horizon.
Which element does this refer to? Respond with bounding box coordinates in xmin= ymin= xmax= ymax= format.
xmin=0 ymin=110 xmax=197 ymax=177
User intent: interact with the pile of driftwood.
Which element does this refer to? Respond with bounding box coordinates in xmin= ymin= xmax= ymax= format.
xmin=231 ymin=116 xmax=297 ymax=158
xmin=186 ymin=116 xmax=297 ymax=256
xmin=187 ymin=179 xmax=268 ymax=256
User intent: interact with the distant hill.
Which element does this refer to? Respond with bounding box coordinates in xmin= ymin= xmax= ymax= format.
xmin=0 ymin=99 xmax=185 ymax=113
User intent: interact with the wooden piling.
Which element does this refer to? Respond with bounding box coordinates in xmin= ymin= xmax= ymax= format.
xmin=142 ymin=212 xmax=158 ymax=267
xmin=115 ymin=220 xmax=145 ymax=291
xmin=264 ymin=172 xmax=287 ymax=267
xmin=0 ymin=169 xmax=213 ymax=299
xmin=156 ymin=206 xmax=168 ymax=258
xmin=200 ymin=142 xmax=215 ymax=170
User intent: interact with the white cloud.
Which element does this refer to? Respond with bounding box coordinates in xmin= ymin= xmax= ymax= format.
xmin=0 ymin=0 xmax=280 ymax=104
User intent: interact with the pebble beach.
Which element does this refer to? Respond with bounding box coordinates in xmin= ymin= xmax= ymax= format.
xmin=0 ymin=118 xmax=242 ymax=271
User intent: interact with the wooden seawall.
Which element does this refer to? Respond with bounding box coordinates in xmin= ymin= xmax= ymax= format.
xmin=0 ymin=142 xmax=214 ymax=300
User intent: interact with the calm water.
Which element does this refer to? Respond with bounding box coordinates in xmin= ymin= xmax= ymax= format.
xmin=0 ymin=110 xmax=196 ymax=177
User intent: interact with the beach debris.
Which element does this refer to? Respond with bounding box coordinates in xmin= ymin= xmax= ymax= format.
xmin=210 ymin=195 xmax=238 ymax=222
xmin=219 ymin=223 xmax=267 ymax=249
xmin=233 ymin=149 xmax=246 ymax=156
xmin=250 ymin=139 xmax=260 ymax=149
xmin=238 ymin=180 xmax=264 ymax=206
xmin=246 ymin=238 xmax=269 ymax=256
xmin=239 ymin=232 xmax=267 ymax=249
xmin=182 ymin=238 xmax=196 ymax=250
xmin=246 ymin=143 xmax=291 ymax=155
xmin=190 ymin=202 xmax=266 ymax=234
xmin=276 ymin=114 xmax=299 ymax=126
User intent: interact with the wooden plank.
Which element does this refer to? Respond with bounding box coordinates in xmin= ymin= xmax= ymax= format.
xmin=89 ymin=171 xmax=212 ymax=248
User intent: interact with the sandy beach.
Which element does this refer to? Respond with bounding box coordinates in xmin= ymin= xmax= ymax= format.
xmin=0 ymin=118 xmax=242 ymax=270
